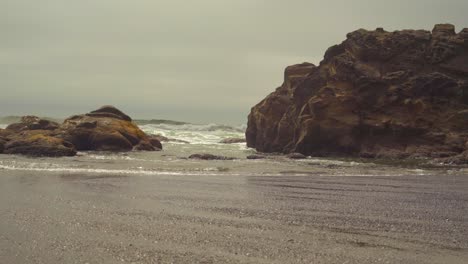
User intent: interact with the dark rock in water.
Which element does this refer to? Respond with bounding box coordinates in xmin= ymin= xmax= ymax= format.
xmin=359 ymin=152 xmax=376 ymax=159
xmin=148 ymin=136 xmax=163 ymax=150
xmin=6 ymin=116 xmax=59 ymax=132
xmin=246 ymin=154 xmax=266 ymax=160
xmin=0 ymin=106 xmax=160 ymax=157
xmin=286 ymin=153 xmax=307 ymax=159
xmin=150 ymin=134 xmax=189 ymax=144
xmin=188 ymin=153 xmax=235 ymax=160
xmin=220 ymin=138 xmax=246 ymax=144
xmin=4 ymin=130 xmax=76 ymax=157
xmin=0 ymin=138 xmax=5 ymax=153
xmin=436 ymin=151 xmax=468 ymax=165
xmin=133 ymin=141 xmax=159 ymax=151
xmin=151 ymin=134 xmax=169 ymax=142
xmin=246 ymin=24 xmax=468 ymax=161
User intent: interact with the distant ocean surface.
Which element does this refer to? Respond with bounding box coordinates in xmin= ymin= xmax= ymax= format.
xmin=0 ymin=120 xmax=465 ymax=177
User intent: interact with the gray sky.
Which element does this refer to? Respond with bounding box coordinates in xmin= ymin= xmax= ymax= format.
xmin=1 ymin=0 xmax=467 ymax=124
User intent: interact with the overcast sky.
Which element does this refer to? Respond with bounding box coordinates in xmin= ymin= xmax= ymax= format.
xmin=1 ymin=0 xmax=467 ymax=124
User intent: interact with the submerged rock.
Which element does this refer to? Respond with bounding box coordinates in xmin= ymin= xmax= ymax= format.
xmin=286 ymin=153 xmax=308 ymax=160
xmin=150 ymin=134 xmax=189 ymax=144
xmin=188 ymin=153 xmax=235 ymax=160
xmin=436 ymin=151 xmax=468 ymax=165
xmin=148 ymin=135 xmax=164 ymax=150
xmin=246 ymin=154 xmax=266 ymax=160
xmin=132 ymin=141 xmax=158 ymax=151
xmin=246 ymin=24 xmax=468 ymax=160
xmin=219 ymin=138 xmax=246 ymax=144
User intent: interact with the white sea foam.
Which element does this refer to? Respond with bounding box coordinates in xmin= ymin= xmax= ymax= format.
xmin=140 ymin=123 xmax=245 ymax=145
xmin=0 ymin=163 xmax=238 ymax=176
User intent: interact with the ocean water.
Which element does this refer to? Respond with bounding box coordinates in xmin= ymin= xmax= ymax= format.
xmin=0 ymin=121 xmax=465 ymax=177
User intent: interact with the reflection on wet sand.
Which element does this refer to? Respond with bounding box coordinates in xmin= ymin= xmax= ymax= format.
xmin=1 ymin=171 xmax=467 ymax=263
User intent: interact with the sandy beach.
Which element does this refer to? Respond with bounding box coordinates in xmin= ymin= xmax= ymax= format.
xmin=1 ymin=171 xmax=467 ymax=264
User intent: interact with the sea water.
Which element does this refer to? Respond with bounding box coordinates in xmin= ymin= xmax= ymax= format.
xmin=0 ymin=121 xmax=465 ymax=177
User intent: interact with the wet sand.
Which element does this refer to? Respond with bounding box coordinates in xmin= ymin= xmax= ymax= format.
xmin=0 ymin=171 xmax=467 ymax=263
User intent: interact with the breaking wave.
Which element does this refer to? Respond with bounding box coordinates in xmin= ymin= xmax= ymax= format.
xmin=139 ymin=122 xmax=246 ymax=145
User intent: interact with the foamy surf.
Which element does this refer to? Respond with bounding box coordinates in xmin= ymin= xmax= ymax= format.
xmin=138 ymin=122 xmax=246 ymax=145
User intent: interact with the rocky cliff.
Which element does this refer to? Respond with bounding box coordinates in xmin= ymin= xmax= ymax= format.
xmin=246 ymin=24 xmax=468 ymax=162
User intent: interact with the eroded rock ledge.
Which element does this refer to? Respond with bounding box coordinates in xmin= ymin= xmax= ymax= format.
xmin=246 ymin=24 xmax=468 ymax=163
xmin=0 ymin=106 xmax=162 ymax=157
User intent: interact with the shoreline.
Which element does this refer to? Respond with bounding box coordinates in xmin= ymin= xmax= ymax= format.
xmin=1 ymin=170 xmax=467 ymax=263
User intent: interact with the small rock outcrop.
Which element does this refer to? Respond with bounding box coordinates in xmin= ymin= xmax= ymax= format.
xmin=219 ymin=138 xmax=246 ymax=144
xmin=188 ymin=153 xmax=235 ymax=160
xmin=0 ymin=106 xmax=162 ymax=157
xmin=246 ymin=154 xmax=266 ymax=160
xmin=150 ymin=134 xmax=189 ymax=144
xmin=246 ymin=24 xmax=468 ymax=160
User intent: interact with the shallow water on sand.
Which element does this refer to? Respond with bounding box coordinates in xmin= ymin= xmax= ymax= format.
xmin=0 ymin=142 xmax=466 ymax=177
xmin=1 ymin=121 xmax=467 ymax=177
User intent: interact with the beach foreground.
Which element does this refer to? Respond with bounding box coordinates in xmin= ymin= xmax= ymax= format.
xmin=0 ymin=171 xmax=467 ymax=264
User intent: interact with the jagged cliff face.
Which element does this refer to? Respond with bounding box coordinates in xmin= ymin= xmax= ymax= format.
xmin=246 ymin=24 xmax=468 ymax=159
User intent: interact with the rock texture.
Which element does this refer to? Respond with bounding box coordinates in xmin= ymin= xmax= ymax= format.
xmin=4 ymin=130 xmax=76 ymax=157
xmin=0 ymin=106 xmax=161 ymax=157
xmin=6 ymin=116 xmax=59 ymax=131
xmin=246 ymin=24 xmax=468 ymax=160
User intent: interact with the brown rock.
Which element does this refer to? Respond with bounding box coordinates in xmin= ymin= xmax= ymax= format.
xmin=6 ymin=116 xmax=59 ymax=132
xmin=246 ymin=24 xmax=468 ymax=160
xmin=0 ymin=129 xmax=12 ymax=138
xmin=437 ymin=151 xmax=468 ymax=165
xmin=148 ymin=136 xmax=163 ymax=150
xmin=0 ymin=106 xmax=160 ymax=157
xmin=3 ymin=130 xmax=76 ymax=157
xmin=0 ymin=138 xmax=5 ymax=153
xmin=59 ymin=106 xmax=156 ymax=152
xmin=87 ymin=105 xmax=132 ymax=121
xmin=432 ymin=24 xmax=456 ymax=38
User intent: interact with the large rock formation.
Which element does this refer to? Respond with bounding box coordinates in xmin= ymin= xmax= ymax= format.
xmin=0 ymin=106 xmax=162 ymax=157
xmin=246 ymin=24 xmax=468 ymax=161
